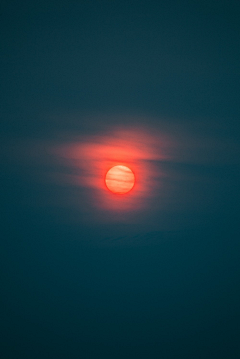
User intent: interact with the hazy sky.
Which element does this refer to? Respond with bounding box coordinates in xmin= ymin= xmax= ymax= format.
xmin=1 ymin=1 xmax=240 ymax=358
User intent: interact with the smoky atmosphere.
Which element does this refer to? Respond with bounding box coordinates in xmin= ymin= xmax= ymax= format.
xmin=1 ymin=1 xmax=240 ymax=358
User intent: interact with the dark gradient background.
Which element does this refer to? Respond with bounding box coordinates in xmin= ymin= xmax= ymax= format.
xmin=1 ymin=1 xmax=240 ymax=358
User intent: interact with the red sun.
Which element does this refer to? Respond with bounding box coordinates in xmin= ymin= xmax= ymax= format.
xmin=105 ymin=165 xmax=135 ymax=194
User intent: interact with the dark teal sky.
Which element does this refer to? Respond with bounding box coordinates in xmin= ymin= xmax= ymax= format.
xmin=1 ymin=1 xmax=240 ymax=358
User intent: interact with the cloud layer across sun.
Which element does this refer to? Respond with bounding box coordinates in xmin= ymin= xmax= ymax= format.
xmin=2 ymin=112 xmax=238 ymax=240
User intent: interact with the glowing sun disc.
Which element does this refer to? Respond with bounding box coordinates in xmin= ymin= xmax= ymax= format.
xmin=105 ymin=165 xmax=135 ymax=194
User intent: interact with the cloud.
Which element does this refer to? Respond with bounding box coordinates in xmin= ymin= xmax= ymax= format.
xmin=1 ymin=112 xmax=239 ymax=245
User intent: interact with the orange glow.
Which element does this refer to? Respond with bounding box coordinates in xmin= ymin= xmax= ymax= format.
xmin=54 ymin=125 xmax=171 ymax=220
xmin=105 ymin=165 xmax=135 ymax=194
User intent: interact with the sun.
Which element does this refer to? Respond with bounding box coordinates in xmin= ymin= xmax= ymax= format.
xmin=105 ymin=165 xmax=135 ymax=194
